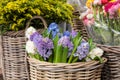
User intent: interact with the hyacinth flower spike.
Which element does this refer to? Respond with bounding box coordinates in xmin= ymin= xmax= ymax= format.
xmin=48 ymin=22 xmax=59 ymax=38
xmin=63 ymin=31 xmax=70 ymax=37
xmin=30 ymin=32 xmax=54 ymax=61
xmin=73 ymin=40 xmax=89 ymax=63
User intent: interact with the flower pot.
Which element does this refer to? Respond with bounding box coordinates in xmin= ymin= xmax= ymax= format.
xmin=28 ymin=57 xmax=107 ymax=80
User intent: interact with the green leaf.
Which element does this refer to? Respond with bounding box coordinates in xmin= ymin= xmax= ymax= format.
xmin=72 ymin=32 xmax=81 ymax=46
xmin=29 ymin=53 xmax=44 ymax=61
xmin=61 ymin=47 xmax=68 ymax=63
xmin=53 ymin=35 xmax=59 ymax=53
xmin=49 ymin=31 xmax=53 ymax=39
xmin=54 ymin=45 xmax=63 ymax=63
xmin=94 ymin=56 xmax=103 ymax=63
xmin=42 ymin=29 xmax=49 ymax=37
xmin=28 ymin=53 xmax=35 ymax=58
xmin=88 ymin=38 xmax=96 ymax=51
xmin=34 ymin=54 xmax=40 ymax=59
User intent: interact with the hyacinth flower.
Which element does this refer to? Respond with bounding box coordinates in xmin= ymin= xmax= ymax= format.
xmin=48 ymin=22 xmax=59 ymax=38
xmin=30 ymin=32 xmax=54 ymax=61
xmin=73 ymin=40 xmax=89 ymax=62
xmin=88 ymin=47 xmax=103 ymax=63
xmin=63 ymin=31 xmax=70 ymax=37
xmin=54 ymin=36 xmax=73 ymax=63
xmin=25 ymin=26 xmax=37 ymax=40
xmin=26 ymin=40 xmax=36 ymax=54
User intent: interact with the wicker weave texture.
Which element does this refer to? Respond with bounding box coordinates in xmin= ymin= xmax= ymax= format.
xmin=97 ymin=45 xmax=120 ymax=80
xmin=102 ymin=52 xmax=120 ymax=80
xmin=2 ymin=36 xmax=29 ymax=80
xmin=28 ymin=57 xmax=107 ymax=80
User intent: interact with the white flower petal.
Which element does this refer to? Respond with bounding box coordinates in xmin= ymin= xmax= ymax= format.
xmin=89 ymin=47 xmax=103 ymax=59
xmin=26 ymin=40 xmax=36 ymax=54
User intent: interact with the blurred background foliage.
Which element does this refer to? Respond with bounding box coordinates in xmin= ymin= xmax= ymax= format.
xmin=0 ymin=0 xmax=73 ymax=33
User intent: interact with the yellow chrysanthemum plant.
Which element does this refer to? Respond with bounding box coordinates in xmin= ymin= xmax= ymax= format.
xmin=0 ymin=0 xmax=73 ymax=34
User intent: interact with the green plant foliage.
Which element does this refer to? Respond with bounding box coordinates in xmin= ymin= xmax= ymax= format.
xmin=0 ymin=0 xmax=73 ymax=32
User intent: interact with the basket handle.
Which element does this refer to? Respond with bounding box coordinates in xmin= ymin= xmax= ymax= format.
xmin=26 ymin=16 xmax=48 ymax=29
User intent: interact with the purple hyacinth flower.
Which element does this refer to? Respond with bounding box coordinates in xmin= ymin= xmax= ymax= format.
xmin=30 ymin=32 xmax=42 ymax=41
xmin=58 ymin=36 xmax=73 ymax=56
xmin=35 ymin=37 xmax=54 ymax=60
xmin=31 ymin=32 xmax=54 ymax=60
xmin=71 ymin=30 xmax=77 ymax=38
xmin=74 ymin=40 xmax=89 ymax=60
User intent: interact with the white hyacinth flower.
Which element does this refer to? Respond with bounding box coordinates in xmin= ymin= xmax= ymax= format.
xmin=89 ymin=47 xmax=103 ymax=59
xmin=25 ymin=26 xmax=36 ymax=40
xmin=26 ymin=40 xmax=36 ymax=54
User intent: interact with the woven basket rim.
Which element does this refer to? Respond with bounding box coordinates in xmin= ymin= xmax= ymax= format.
xmin=28 ymin=57 xmax=107 ymax=66
xmin=96 ymin=43 xmax=120 ymax=53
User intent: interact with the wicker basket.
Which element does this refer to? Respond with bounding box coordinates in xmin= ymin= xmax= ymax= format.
xmin=72 ymin=11 xmax=89 ymax=40
xmin=28 ymin=57 xmax=107 ymax=80
xmin=97 ymin=44 xmax=120 ymax=80
xmin=1 ymin=16 xmax=47 ymax=80
xmin=72 ymin=11 xmax=120 ymax=80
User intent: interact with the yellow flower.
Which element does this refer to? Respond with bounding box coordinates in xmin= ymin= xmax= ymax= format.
xmin=86 ymin=0 xmax=94 ymax=8
xmin=11 ymin=23 xmax=17 ymax=30
xmin=34 ymin=8 xmax=41 ymax=15
xmin=109 ymin=0 xmax=117 ymax=2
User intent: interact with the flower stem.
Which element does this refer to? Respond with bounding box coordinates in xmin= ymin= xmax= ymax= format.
xmin=68 ymin=47 xmax=77 ymax=63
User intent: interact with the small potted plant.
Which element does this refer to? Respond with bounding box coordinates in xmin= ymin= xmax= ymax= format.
xmin=25 ymin=22 xmax=107 ymax=80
